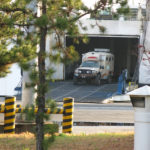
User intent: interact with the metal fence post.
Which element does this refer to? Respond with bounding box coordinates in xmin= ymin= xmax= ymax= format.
xmin=62 ymin=97 xmax=74 ymax=133
xmin=4 ymin=96 xmax=16 ymax=134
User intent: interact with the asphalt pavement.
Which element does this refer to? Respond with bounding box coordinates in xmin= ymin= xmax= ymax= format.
xmin=47 ymin=81 xmax=118 ymax=103
xmin=51 ymin=102 xmax=134 ymax=123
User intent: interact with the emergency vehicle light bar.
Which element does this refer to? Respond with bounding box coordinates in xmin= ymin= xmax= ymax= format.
xmin=94 ymin=48 xmax=110 ymax=52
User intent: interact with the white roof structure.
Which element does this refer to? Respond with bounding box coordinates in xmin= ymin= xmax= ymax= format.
xmin=127 ymin=85 xmax=150 ymax=96
xmin=78 ymin=19 xmax=141 ymax=37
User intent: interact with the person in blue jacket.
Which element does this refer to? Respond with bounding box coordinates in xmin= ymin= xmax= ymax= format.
xmin=117 ymin=68 xmax=128 ymax=95
xmin=117 ymin=71 xmax=123 ymax=95
xmin=122 ymin=68 xmax=128 ymax=94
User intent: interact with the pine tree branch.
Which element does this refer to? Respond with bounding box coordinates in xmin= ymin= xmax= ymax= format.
xmin=70 ymin=2 xmax=104 ymax=22
xmin=0 ymin=22 xmax=34 ymax=27
xmin=0 ymin=7 xmax=31 ymax=14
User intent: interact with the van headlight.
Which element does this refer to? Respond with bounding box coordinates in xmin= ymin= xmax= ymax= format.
xmin=75 ymin=69 xmax=81 ymax=74
xmin=92 ymin=70 xmax=97 ymax=74
xmin=86 ymin=70 xmax=91 ymax=74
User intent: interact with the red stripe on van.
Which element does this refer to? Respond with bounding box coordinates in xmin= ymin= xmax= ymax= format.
xmin=88 ymin=56 xmax=97 ymax=59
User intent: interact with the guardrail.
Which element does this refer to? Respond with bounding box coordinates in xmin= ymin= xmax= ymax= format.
xmin=0 ymin=96 xmax=74 ymax=134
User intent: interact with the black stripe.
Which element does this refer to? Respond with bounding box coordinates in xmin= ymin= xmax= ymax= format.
xmin=56 ymin=109 xmax=61 ymax=114
xmin=63 ymin=112 xmax=72 ymax=116
xmin=50 ymin=110 xmax=54 ymax=114
xmin=4 ymin=129 xmax=15 ymax=133
xmin=44 ymin=108 xmax=48 ymax=113
xmin=5 ymin=102 xmax=15 ymax=106
xmin=63 ymin=119 xmax=72 ymax=122
xmin=4 ymin=115 xmax=15 ymax=120
xmin=4 ymin=122 xmax=14 ymax=127
xmin=64 ymin=99 xmax=73 ymax=104
xmin=5 ymin=109 xmax=15 ymax=113
xmin=63 ymin=125 xmax=72 ymax=130
xmin=19 ymin=108 xmax=22 ymax=113
xmin=5 ymin=96 xmax=14 ymax=99
xmin=16 ymin=104 xmax=21 ymax=108
xmin=16 ymin=108 xmax=22 ymax=113
xmin=63 ymin=105 xmax=73 ymax=109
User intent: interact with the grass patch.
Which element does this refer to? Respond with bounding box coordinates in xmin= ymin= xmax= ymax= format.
xmin=0 ymin=132 xmax=134 ymax=150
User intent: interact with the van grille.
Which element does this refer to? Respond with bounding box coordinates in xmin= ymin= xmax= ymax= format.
xmin=79 ymin=70 xmax=92 ymax=74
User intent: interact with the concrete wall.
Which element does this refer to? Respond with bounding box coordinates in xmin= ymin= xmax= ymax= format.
xmin=78 ymin=19 xmax=142 ymax=36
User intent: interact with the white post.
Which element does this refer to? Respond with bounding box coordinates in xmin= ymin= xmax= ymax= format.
xmin=128 ymin=86 xmax=150 ymax=150
xmin=134 ymin=99 xmax=150 ymax=150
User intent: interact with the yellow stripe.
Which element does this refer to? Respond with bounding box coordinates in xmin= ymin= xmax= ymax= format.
xmin=5 ymin=98 xmax=15 ymax=103
xmin=62 ymin=128 xmax=72 ymax=133
xmin=5 ymin=105 xmax=15 ymax=110
xmin=59 ymin=109 xmax=63 ymax=114
xmin=5 ymin=112 xmax=15 ymax=117
xmin=4 ymin=119 xmax=15 ymax=124
xmin=63 ymin=115 xmax=73 ymax=120
xmin=63 ymin=103 xmax=73 ymax=107
xmin=63 ymin=97 xmax=73 ymax=101
xmin=65 ymin=109 xmax=73 ymax=113
xmin=4 ymin=125 xmax=15 ymax=130
xmin=0 ymin=104 xmax=5 ymax=107
xmin=0 ymin=105 xmax=5 ymax=112
xmin=34 ymin=108 xmax=38 ymax=113
xmin=62 ymin=122 xmax=72 ymax=126
xmin=53 ymin=109 xmax=57 ymax=114
xmin=0 ymin=110 xmax=4 ymax=113
xmin=46 ymin=108 xmax=50 ymax=114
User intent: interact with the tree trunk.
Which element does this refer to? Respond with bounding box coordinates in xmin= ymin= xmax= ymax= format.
xmin=36 ymin=1 xmax=47 ymax=150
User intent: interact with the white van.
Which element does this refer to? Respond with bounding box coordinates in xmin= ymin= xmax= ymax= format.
xmin=73 ymin=49 xmax=114 ymax=85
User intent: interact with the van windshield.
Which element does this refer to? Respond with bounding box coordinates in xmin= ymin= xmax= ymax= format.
xmin=81 ymin=61 xmax=99 ymax=68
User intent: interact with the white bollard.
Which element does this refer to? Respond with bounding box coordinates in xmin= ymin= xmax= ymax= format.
xmin=128 ymin=85 xmax=150 ymax=150
xmin=134 ymin=110 xmax=150 ymax=150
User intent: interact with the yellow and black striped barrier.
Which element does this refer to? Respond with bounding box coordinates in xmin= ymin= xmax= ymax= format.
xmin=0 ymin=104 xmax=21 ymax=113
xmin=0 ymin=96 xmax=74 ymax=134
xmin=4 ymin=96 xmax=16 ymax=134
xmin=0 ymin=104 xmax=63 ymax=114
xmin=62 ymin=97 xmax=74 ymax=133
xmin=14 ymin=107 xmax=64 ymax=114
